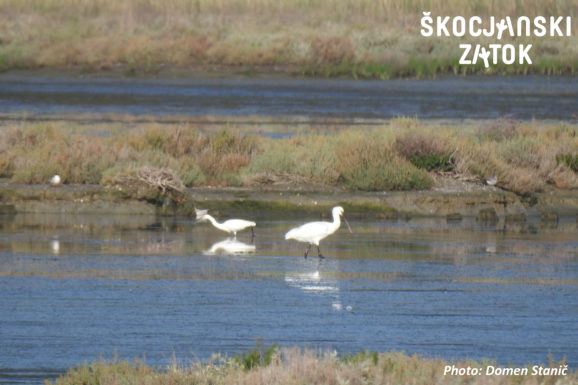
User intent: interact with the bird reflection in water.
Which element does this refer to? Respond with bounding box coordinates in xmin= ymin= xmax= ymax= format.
xmin=50 ymin=239 xmax=60 ymax=255
xmin=284 ymin=269 xmax=352 ymax=312
xmin=203 ymin=237 xmax=256 ymax=256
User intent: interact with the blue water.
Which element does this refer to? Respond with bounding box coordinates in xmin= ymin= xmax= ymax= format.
xmin=0 ymin=213 xmax=576 ymax=384
xmin=0 ymin=75 xmax=577 ymax=120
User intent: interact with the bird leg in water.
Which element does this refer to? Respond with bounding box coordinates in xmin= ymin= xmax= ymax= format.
xmin=317 ymin=246 xmax=324 ymax=259
xmin=304 ymin=244 xmax=312 ymax=258
xmin=250 ymin=227 xmax=255 ymax=243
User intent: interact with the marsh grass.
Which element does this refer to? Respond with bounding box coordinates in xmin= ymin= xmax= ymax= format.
xmin=336 ymin=139 xmax=433 ymax=191
xmin=1 ymin=119 xmax=576 ymax=195
xmin=48 ymin=347 xmax=575 ymax=385
xmin=0 ymin=0 xmax=577 ymax=77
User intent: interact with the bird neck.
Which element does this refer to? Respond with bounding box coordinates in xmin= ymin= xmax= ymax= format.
xmin=205 ymin=215 xmax=226 ymax=231
xmin=331 ymin=212 xmax=342 ymax=231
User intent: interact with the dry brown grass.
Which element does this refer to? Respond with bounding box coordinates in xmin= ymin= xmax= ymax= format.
xmin=452 ymin=121 xmax=578 ymax=194
xmin=0 ymin=0 xmax=577 ymax=76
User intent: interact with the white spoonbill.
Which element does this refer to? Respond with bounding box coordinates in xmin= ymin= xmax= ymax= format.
xmin=285 ymin=206 xmax=352 ymax=258
xmin=197 ymin=211 xmax=256 ymax=238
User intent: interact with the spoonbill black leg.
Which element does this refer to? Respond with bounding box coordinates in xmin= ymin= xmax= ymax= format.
xmin=304 ymin=244 xmax=312 ymax=258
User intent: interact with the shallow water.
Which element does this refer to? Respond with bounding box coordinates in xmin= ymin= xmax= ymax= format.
xmin=0 ymin=75 xmax=577 ymax=120
xmin=0 ymin=212 xmax=576 ymax=384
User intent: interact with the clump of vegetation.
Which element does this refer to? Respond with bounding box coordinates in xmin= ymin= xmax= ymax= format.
xmin=48 ymin=347 xmax=575 ymax=385
xmin=476 ymin=119 xmax=522 ymax=142
xmin=557 ymin=153 xmax=578 ymax=172
xmin=246 ymin=134 xmax=340 ymax=186
xmin=335 ymin=139 xmax=433 ymax=191
xmin=234 ymin=343 xmax=278 ymax=371
xmin=394 ymin=133 xmax=455 ymax=172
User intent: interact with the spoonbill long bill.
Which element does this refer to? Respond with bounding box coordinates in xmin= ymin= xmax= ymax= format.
xmin=285 ymin=206 xmax=352 ymax=258
xmin=197 ymin=211 xmax=256 ymax=238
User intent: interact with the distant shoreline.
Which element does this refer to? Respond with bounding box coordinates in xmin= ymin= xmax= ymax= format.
xmin=1 ymin=0 xmax=577 ymax=79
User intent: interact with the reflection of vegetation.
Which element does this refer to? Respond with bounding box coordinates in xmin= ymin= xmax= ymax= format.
xmin=1 ymin=119 xmax=576 ymax=195
xmin=49 ymin=347 xmax=575 ymax=385
xmin=0 ymin=0 xmax=577 ymax=77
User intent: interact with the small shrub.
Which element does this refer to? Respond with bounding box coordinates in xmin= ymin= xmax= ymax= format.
xmin=196 ymin=128 xmax=260 ymax=183
xmin=247 ymin=135 xmax=339 ymax=185
xmin=496 ymin=136 xmax=543 ymax=170
xmin=309 ymin=36 xmax=355 ymax=66
xmin=394 ymin=134 xmax=454 ymax=172
xmin=341 ymin=350 xmax=379 ymax=366
xmin=409 ymin=151 xmax=454 ymax=172
xmin=234 ymin=343 xmax=278 ymax=371
xmin=336 ymin=141 xmax=433 ymax=191
xmin=477 ymin=119 xmax=521 ymax=142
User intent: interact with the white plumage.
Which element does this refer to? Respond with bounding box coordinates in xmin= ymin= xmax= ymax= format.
xmin=285 ymin=206 xmax=351 ymax=258
xmin=198 ymin=212 xmax=256 ymax=238
xmin=49 ymin=174 xmax=61 ymax=186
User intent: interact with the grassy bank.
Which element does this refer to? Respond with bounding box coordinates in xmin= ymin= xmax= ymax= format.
xmin=0 ymin=118 xmax=576 ymax=198
xmin=0 ymin=0 xmax=577 ymax=77
xmin=49 ymin=347 xmax=575 ymax=385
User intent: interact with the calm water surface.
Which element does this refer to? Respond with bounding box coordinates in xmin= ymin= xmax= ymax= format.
xmin=0 ymin=212 xmax=576 ymax=384
xmin=1 ymin=75 xmax=577 ymax=120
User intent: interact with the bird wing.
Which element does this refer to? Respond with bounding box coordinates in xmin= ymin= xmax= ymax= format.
xmin=285 ymin=221 xmax=331 ymax=243
xmin=223 ymin=219 xmax=256 ymax=232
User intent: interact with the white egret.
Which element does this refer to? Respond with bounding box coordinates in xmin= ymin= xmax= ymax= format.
xmin=285 ymin=206 xmax=352 ymax=258
xmin=50 ymin=174 xmax=61 ymax=186
xmin=197 ymin=212 xmax=256 ymax=238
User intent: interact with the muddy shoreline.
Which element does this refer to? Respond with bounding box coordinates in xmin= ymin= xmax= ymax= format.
xmin=2 ymin=182 xmax=577 ymax=224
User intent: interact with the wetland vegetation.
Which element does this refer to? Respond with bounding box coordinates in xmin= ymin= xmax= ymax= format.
xmin=0 ymin=0 xmax=577 ymax=77
xmin=0 ymin=118 xmax=576 ymax=198
xmin=49 ymin=347 xmax=575 ymax=385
